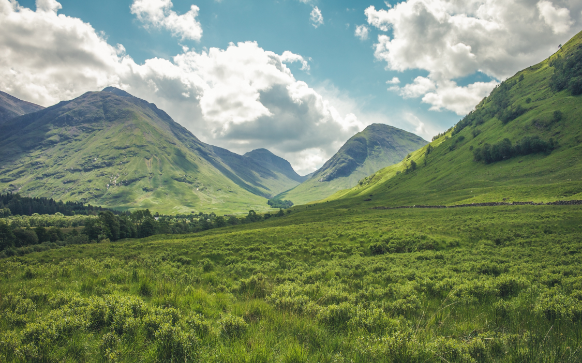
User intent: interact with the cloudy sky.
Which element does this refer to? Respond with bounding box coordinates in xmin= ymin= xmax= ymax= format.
xmin=1 ymin=0 xmax=580 ymax=174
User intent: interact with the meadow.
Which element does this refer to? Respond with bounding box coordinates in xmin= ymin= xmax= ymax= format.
xmin=1 ymin=204 xmax=581 ymax=362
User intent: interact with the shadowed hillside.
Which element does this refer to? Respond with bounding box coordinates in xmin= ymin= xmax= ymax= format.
xmin=0 ymin=90 xmax=44 ymax=124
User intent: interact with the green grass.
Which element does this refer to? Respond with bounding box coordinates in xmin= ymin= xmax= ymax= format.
xmin=1 ymin=204 xmax=582 ymax=362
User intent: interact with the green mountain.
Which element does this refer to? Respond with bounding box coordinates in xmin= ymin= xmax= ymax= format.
xmin=0 ymin=90 xmax=44 ymax=124
xmin=277 ymin=123 xmax=427 ymax=204
xmin=244 ymin=148 xmax=307 ymax=183
xmin=325 ymin=30 xmax=582 ymax=208
xmin=0 ymin=87 xmax=302 ymax=214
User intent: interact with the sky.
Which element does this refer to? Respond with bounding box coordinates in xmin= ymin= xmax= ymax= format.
xmin=1 ymin=0 xmax=581 ymax=174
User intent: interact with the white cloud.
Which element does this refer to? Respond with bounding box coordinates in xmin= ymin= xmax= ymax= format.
xmin=310 ymin=6 xmax=323 ymax=28
xmin=0 ymin=0 xmax=365 ymax=174
xmin=386 ymin=77 xmax=400 ymax=85
xmin=37 ymin=0 xmax=61 ymax=12
xmin=280 ymin=51 xmax=310 ymax=71
xmin=399 ymin=76 xmax=436 ymax=98
xmin=422 ymin=80 xmax=498 ymax=115
xmin=130 ymin=0 xmax=202 ymax=41
xmin=537 ymin=1 xmax=573 ymax=34
xmin=365 ymin=0 xmax=582 ymax=114
xmin=355 ymin=25 xmax=369 ymax=40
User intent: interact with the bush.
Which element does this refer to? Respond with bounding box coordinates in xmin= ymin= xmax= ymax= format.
xmin=219 ymin=314 xmax=248 ymax=338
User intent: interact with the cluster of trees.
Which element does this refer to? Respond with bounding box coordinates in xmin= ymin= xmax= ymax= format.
xmin=1 ymin=208 xmax=291 ymax=253
xmin=473 ymin=136 xmax=555 ymax=164
xmin=0 ymin=193 xmax=113 ymax=216
xmin=267 ymin=198 xmax=294 ymax=209
xmin=550 ymin=46 xmax=582 ymax=95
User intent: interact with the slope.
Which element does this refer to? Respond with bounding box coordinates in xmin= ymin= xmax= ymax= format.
xmin=278 ymin=123 xmax=427 ymax=204
xmin=0 ymin=88 xmax=300 ymax=214
xmin=0 ymin=90 xmax=44 ymax=124
xmin=325 ymin=30 xmax=582 ymax=209
xmin=244 ymin=148 xmax=307 ymax=183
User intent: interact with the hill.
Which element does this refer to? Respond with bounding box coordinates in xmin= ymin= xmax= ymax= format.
xmin=0 ymin=90 xmax=44 ymax=124
xmin=277 ymin=123 xmax=427 ymax=204
xmin=0 ymin=88 xmax=303 ymax=214
xmin=325 ymin=30 xmax=582 ymax=208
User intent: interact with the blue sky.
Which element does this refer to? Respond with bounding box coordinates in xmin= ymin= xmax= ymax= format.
xmin=3 ymin=0 xmax=581 ymax=173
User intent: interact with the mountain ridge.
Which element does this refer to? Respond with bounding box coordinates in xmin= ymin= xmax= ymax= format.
xmin=0 ymin=88 xmax=303 ymax=213
xmin=0 ymin=90 xmax=45 ymax=124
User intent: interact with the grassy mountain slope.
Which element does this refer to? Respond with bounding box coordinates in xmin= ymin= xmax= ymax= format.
xmin=278 ymin=124 xmax=427 ymax=204
xmin=325 ymin=30 xmax=582 ymax=209
xmin=0 ymin=88 xmax=301 ymax=214
xmin=0 ymin=90 xmax=44 ymax=124
xmin=245 ymin=148 xmax=307 ymax=183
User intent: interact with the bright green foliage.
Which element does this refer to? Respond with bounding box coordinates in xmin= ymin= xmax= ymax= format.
xmin=1 ymin=205 xmax=581 ymax=362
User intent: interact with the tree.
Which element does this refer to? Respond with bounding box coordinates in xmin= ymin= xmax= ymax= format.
xmin=214 ymin=216 xmax=227 ymax=228
xmin=138 ymin=217 xmax=156 ymax=238
xmin=0 ymin=220 xmax=15 ymax=250
xmin=99 ymin=211 xmax=120 ymax=241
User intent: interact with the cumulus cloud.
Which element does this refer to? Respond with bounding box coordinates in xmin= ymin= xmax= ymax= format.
xmin=537 ymin=1 xmax=574 ymax=34
xmin=365 ymin=0 xmax=582 ymax=114
xmin=386 ymin=77 xmax=400 ymax=85
xmin=355 ymin=25 xmax=369 ymax=40
xmin=422 ymin=80 xmax=499 ymax=115
xmin=399 ymin=76 xmax=436 ymax=98
xmin=310 ymin=6 xmax=323 ymax=28
xmin=130 ymin=0 xmax=202 ymax=41
xmin=0 ymin=0 xmax=365 ymax=174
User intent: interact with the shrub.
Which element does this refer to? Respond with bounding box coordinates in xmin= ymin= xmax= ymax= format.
xmin=219 ymin=315 xmax=248 ymax=338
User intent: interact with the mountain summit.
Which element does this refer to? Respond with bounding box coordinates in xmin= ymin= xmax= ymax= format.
xmin=278 ymin=123 xmax=427 ymax=204
xmin=0 ymin=88 xmax=303 ymax=213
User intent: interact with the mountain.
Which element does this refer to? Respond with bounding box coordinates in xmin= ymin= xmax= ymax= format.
xmin=244 ymin=148 xmax=307 ymax=183
xmin=277 ymin=123 xmax=427 ymax=204
xmin=0 ymin=87 xmax=302 ymax=214
xmin=324 ymin=30 xmax=582 ymax=208
xmin=0 ymin=90 xmax=44 ymax=124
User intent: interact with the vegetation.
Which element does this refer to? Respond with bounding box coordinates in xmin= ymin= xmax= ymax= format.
xmin=473 ymin=136 xmax=555 ymax=163
xmin=267 ymin=198 xmax=294 ymax=209
xmin=1 ymin=205 xmax=581 ymax=362
xmin=0 ymin=208 xmax=290 ymax=256
xmin=0 ymin=193 xmax=112 ymax=216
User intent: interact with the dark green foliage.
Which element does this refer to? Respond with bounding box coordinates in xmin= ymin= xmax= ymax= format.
xmin=268 ymin=198 xmax=294 ymax=209
xmin=0 ymin=193 xmax=112 ymax=216
xmin=499 ymin=105 xmax=527 ymax=124
xmin=550 ymin=46 xmax=582 ymax=94
xmin=473 ymin=136 xmax=554 ymax=163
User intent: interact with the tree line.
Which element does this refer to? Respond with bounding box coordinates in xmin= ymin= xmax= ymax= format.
xmin=473 ymin=136 xmax=555 ymax=164
xmin=0 ymin=208 xmax=291 ymax=255
xmin=0 ymin=193 xmax=114 ymax=217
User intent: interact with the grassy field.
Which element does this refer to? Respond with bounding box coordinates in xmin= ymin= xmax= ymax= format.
xmin=1 ymin=204 xmax=581 ymax=362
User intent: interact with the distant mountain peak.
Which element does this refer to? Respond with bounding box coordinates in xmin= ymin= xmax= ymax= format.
xmin=244 ymin=148 xmax=306 ymax=182
xmin=0 ymin=90 xmax=44 ymax=124
xmin=102 ymin=87 xmax=134 ymax=98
